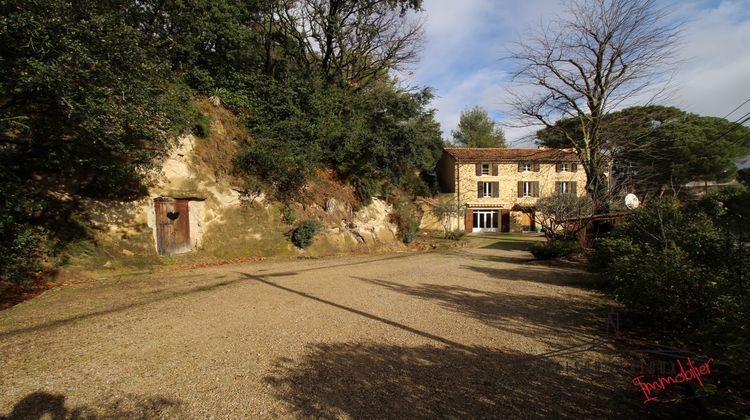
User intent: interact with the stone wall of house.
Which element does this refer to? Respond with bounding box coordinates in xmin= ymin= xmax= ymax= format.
xmin=456 ymin=161 xmax=588 ymax=208
xmin=436 ymin=152 xmax=591 ymax=233
xmin=417 ymin=195 xmax=463 ymax=233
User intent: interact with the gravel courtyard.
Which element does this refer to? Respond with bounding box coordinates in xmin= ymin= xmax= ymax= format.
xmin=0 ymin=235 xmax=645 ymax=419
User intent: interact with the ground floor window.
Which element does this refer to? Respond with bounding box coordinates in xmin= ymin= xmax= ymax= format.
xmin=473 ymin=210 xmax=499 ymax=232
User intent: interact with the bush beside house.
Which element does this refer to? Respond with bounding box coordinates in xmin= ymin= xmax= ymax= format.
xmin=529 ymin=240 xmax=582 ymax=259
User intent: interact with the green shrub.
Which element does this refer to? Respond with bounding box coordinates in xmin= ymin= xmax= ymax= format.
xmin=590 ymin=197 xmax=744 ymax=325
xmin=589 ymin=193 xmax=750 ymax=384
xmin=390 ymin=202 xmax=420 ymax=244
xmin=597 ymin=240 xmax=721 ymax=322
xmin=234 ymin=141 xmax=316 ymax=203
xmin=353 ymin=177 xmax=380 ymax=207
xmin=399 ymin=217 xmax=420 ymax=244
xmin=281 ymin=206 xmax=298 ymax=225
xmin=0 ymin=223 xmax=49 ymax=287
xmin=238 ymin=177 xmax=265 ymax=202
xmin=193 ymin=113 xmax=212 ymax=138
xmin=289 ymin=219 xmax=323 ymax=249
xmin=529 ymin=240 xmax=582 ymax=259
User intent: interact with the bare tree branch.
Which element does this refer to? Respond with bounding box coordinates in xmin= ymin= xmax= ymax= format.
xmin=506 ymin=0 xmax=681 ymax=213
xmin=279 ymin=0 xmax=424 ymax=87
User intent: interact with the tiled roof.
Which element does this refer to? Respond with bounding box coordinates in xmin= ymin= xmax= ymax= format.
xmin=443 ymin=147 xmax=579 ymax=162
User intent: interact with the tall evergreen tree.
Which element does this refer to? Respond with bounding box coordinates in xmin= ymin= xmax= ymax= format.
xmin=451 ymin=106 xmax=506 ymax=148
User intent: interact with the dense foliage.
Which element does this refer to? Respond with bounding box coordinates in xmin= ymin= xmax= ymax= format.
xmin=232 ymin=77 xmax=442 ymax=203
xmin=591 ymin=188 xmax=750 ymax=365
xmin=537 ymin=106 xmax=750 ymax=194
xmin=0 ymin=0 xmax=198 ymax=283
xmin=0 ymin=0 xmax=443 ymax=285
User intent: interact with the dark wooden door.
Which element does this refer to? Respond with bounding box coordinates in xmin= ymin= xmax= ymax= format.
xmin=501 ymin=210 xmax=511 ymax=233
xmin=155 ymin=198 xmax=191 ymax=255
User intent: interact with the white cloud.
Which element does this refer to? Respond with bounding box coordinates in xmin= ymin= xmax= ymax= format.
xmin=412 ymin=0 xmax=565 ymax=144
xmin=669 ymin=0 xmax=750 ymax=119
xmin=412 ymin=0 xmax=750 ymax=147
xmin=429 ymin=68 xmax=507 ymax=137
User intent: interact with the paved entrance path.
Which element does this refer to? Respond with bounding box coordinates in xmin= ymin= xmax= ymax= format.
xmin=0 ymin=235 xmax=643 ymax=418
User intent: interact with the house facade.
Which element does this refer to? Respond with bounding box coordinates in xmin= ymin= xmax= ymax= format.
xmin=436 ymin=147 xmax=591 ymax=233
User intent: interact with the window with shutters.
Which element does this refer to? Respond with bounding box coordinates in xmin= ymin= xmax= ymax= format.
xmin=483 ymin=182 xmax=492 ymax=197
xmin=481 ymin=163 xmax=490 ymax=175
xmin=560 ymin=181 xmax=570 ymax=193
xmin=522 ymin=181 xmax=532 ymax=197
xmin=522 ymin=163 xmax=531 ymax=172
xmin=556 ymin=181 xmax=577 ymax=194
xmin=559 ymin=163 xmax=569 ymax=172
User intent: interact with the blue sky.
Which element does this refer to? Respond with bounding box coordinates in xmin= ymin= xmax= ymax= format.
xmin=406 ymin=0 xmax=750 ymax=147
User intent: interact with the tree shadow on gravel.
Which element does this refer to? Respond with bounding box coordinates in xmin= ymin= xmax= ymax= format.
xmin=478 ymin=237 xmax=539 ymax=251
xmin=0 ymin=278 xmax=242 ymax=339
xmin=460 ymin=264 xmax=593 ymax=287
xmin=264 ymin=342 xmax=641 ymax=419
xmin=444 ymin=249 xmax=535 ymax=265
xmin=353 ymin=277 xmax=609 ymax=343
xmin=1 ymin=392 xmax=184 ymax=419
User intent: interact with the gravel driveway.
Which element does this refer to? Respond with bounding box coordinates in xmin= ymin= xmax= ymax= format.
xmin=0 ymin=235 xmax=644 ymax=419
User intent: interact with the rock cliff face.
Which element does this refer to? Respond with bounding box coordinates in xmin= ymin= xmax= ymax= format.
xmin=73 ymin=133 xmax=403 ymax=273
xmin=306 ymin=196 xmax=401 ymax=255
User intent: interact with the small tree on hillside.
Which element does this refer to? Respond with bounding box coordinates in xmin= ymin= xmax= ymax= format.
xmin=451 ymin=106 xmax=506 ymax=148
xmin=535 ymin=192 xmax=593 ymax=241
xmin=431 ymin=199 xmax=465 ymax=238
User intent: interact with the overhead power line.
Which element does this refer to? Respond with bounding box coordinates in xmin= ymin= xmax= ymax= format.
xmin=711 ymin=111 xmax=750 ymax=145
xmin=722 ymin=97 xmax=750 ymax=120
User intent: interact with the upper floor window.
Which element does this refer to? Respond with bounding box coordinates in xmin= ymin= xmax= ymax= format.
xmin=481 ymin=163 xmax=490 ymax=175
xmin=483 ymin=182 xmax=492 ymax=197
xmin=556 ymin=162 xmax=578 ymax=172
xmin=518 ymin=162 xmax=539 ymax=172
xmin=522 ymin=181 xmax=532 ymax=197
xmin=518 ymin=181 xmax=539 ymax=198
xmin=556 ymin=181 xmax=578 ymax=194
xmin=478 ymin=181 xmax=498 ymax=198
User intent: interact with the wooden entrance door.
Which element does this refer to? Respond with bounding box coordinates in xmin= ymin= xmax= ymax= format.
xmin=155 ymin=198 xmax=191 ymax=255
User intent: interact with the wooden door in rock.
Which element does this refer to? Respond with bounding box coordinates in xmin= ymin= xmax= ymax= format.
xmin=155 ymin=198 xmax=191 ymax=255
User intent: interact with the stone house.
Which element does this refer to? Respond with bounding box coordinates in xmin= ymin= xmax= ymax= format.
xmin=436 ymin=147 xmax=592 ymax=233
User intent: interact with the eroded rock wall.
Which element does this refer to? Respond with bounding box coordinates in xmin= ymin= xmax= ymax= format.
xmin=75 ymin=134 xmax=403 ymax=271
